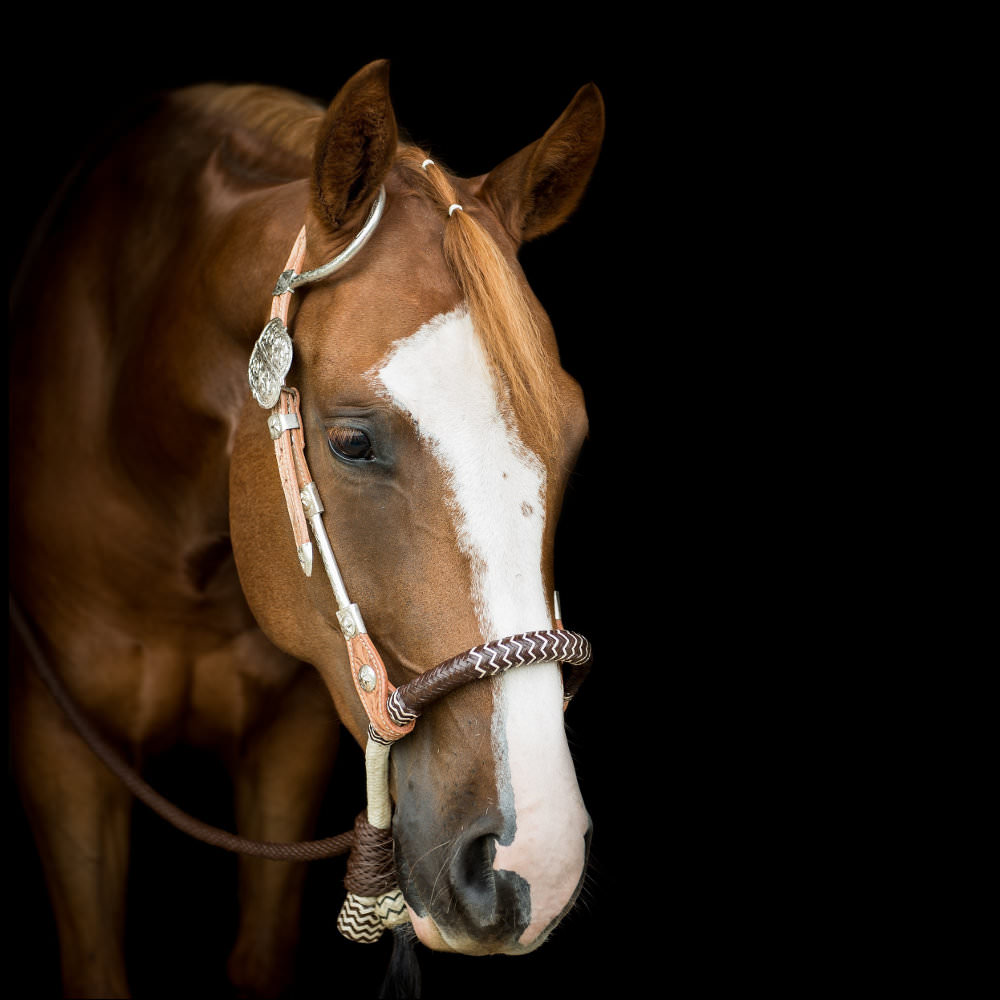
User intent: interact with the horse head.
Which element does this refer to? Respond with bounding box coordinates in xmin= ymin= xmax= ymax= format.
xmin=229 ymin=60 xmax=604 ymax=956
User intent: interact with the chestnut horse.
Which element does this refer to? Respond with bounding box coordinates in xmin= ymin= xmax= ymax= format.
xmin=8 ymin=60 xmax=604 ymax=997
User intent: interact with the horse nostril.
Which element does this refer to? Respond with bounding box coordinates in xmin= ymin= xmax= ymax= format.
xmin=448 ymin=824 xmax=530 ymax=937
xmin=450 ymin=831 xmax=496 ymax=907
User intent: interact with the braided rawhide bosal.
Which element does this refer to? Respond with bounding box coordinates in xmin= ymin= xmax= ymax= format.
xmin=335 ymin=627 xmax=592 ymax=946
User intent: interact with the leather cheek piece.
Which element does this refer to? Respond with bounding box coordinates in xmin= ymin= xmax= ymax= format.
xmin=272 ymin=388 xmax=311 ymax=557
xmin=346 ymin=632 xmax=416 ymax=743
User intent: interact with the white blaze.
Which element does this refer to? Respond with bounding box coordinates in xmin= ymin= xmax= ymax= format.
xmin=370 ymin=307 xmax=587 ymax=947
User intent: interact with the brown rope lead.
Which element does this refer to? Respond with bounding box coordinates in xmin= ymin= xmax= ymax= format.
xmin=9 ymin=594 xmax=354 ymax=862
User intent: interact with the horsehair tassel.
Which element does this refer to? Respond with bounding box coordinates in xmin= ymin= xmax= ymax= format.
xmin=380 ymin=923 xmax=421 ymax=1000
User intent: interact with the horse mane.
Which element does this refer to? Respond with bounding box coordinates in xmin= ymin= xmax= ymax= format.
xmin=188 ymin=84 xmax=324 ymax=184
xmin=190 ymin=86 xmax=564 ymax=458
xmin=395 ymin=146 xmax=564 ymax=461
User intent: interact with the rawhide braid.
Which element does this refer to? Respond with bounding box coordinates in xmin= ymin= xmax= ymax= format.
xmin=337 ymin=811 xmax=409 ymax=944
xmin=387 ymin=629 xmax=591 ymax=729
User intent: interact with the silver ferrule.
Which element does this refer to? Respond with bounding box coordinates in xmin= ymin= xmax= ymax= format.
xmin=336 ymin=602 xmax=366 ymax=638
xmin=553 ymin=590 xmax=562 ymax=623
xmin=300 ymin=481 xmax=325 ymax=519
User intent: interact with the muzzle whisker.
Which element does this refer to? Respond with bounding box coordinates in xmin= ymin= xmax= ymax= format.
xmin=427 ymin=835 xmax=467 ymax=911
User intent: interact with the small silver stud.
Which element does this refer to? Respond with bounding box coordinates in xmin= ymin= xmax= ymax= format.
xmin=358 ymin=664 xmax=377 ymax=692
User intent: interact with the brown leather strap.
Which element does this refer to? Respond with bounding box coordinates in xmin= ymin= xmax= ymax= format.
xmin=269 ymin=229 xmax=313 ymax=574
xmin=272 ymin=388 xmax=312 ymax=566
xmin=264 ymin=228 xmax=406 ymax=742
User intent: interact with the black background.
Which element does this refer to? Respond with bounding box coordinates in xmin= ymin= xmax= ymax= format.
xmin=8 ymin=14 xmax=690 ymax=998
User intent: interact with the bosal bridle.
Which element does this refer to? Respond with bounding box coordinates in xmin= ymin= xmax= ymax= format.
xmin=248 ymin=181 xmax=592 ymax=944
xmin=9 ymin=175 xmax=593 ymax=965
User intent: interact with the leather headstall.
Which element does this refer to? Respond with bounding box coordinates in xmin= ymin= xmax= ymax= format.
xmin=248 ymin=190 xmax=592 ymax=751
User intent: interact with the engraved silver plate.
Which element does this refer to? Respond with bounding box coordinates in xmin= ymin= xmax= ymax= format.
xmin=248 ymin=318 xmax=293 ymax=408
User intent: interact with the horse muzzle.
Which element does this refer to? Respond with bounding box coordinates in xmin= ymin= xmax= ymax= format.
xmin=400 ymin=810 xmax=593 ymax=956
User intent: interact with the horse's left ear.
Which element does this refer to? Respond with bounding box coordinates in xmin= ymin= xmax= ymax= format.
xmin=312 ymin=59 xmax=398 ymax=232
xmin=479 ymin=83 xmax=605 ymax=243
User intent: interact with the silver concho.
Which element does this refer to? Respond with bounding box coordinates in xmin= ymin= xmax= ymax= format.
xmin=249 ymin=318 xmax=293 ymax=408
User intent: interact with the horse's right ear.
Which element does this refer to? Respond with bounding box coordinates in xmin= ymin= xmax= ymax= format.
xmin=479 ymin=83 xmax=605 ymax=244
xmin=312 ymin=60 xmax=398 ymax=232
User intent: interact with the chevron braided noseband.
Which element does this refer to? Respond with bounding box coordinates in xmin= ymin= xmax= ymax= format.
xmin=334 ymin=626 xmax=590 ymax=945
xmin=335 ymin=626 xmax=590 ymax=946
xmin=387 ymin=629 xmax=591 ymax=731
xmin=249 ymin=192 xmax=594 ymax=953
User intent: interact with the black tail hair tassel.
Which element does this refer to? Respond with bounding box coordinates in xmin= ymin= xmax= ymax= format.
xmin=379 ymin=923 xmax=421 ymax=999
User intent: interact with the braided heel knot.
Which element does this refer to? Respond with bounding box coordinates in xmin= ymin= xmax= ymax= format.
xmin=337 ymin=810 xmax=408 ymax=943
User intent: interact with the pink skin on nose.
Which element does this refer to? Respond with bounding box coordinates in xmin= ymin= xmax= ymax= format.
xmin=491 ymin=660 xmax=589 ymax=948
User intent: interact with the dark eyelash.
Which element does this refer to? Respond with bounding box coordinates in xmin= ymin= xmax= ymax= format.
xmin=328 ymin=426 xmax=375 ymax=461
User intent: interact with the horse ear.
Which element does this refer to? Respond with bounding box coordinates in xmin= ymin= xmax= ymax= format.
xmin=312 ymin=60 xmax=398 ymax=232
xmin=479 ymin=83 xmax=605 ymax=243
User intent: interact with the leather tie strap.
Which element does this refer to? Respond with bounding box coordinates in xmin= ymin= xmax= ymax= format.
xmin=346 ymin=631 xmax=416 ymax=745
xmin=270 ymin=387 xmax=313 ymax=574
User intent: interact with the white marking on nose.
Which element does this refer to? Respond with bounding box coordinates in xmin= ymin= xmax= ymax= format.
xmin=369 ymin=306 xmax=588 ymax=946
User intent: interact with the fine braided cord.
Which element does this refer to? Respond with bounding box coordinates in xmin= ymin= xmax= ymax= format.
xmin=8 ymin=594 xmax=355 ymax=862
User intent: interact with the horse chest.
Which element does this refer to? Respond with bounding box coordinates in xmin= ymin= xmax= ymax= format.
xmin=73 ymin=626 xmax=302 ymax=755
xmin=182 ymin=629 xmax=305 ymax=749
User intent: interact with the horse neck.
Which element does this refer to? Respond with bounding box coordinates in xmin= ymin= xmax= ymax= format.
xmin=112 ymin=179 xmax=311 ymax=515
xmin=195 ymin=179 xmax=309 ymax=342
xmin=96 ymin=171 xmax=312 ymax=527
xmin=9 ymin=96 xmax=324 ymax=633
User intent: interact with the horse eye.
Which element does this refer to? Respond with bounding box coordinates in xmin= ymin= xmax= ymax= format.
xmin=328 ymin=426 xmax=375 ymax=462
